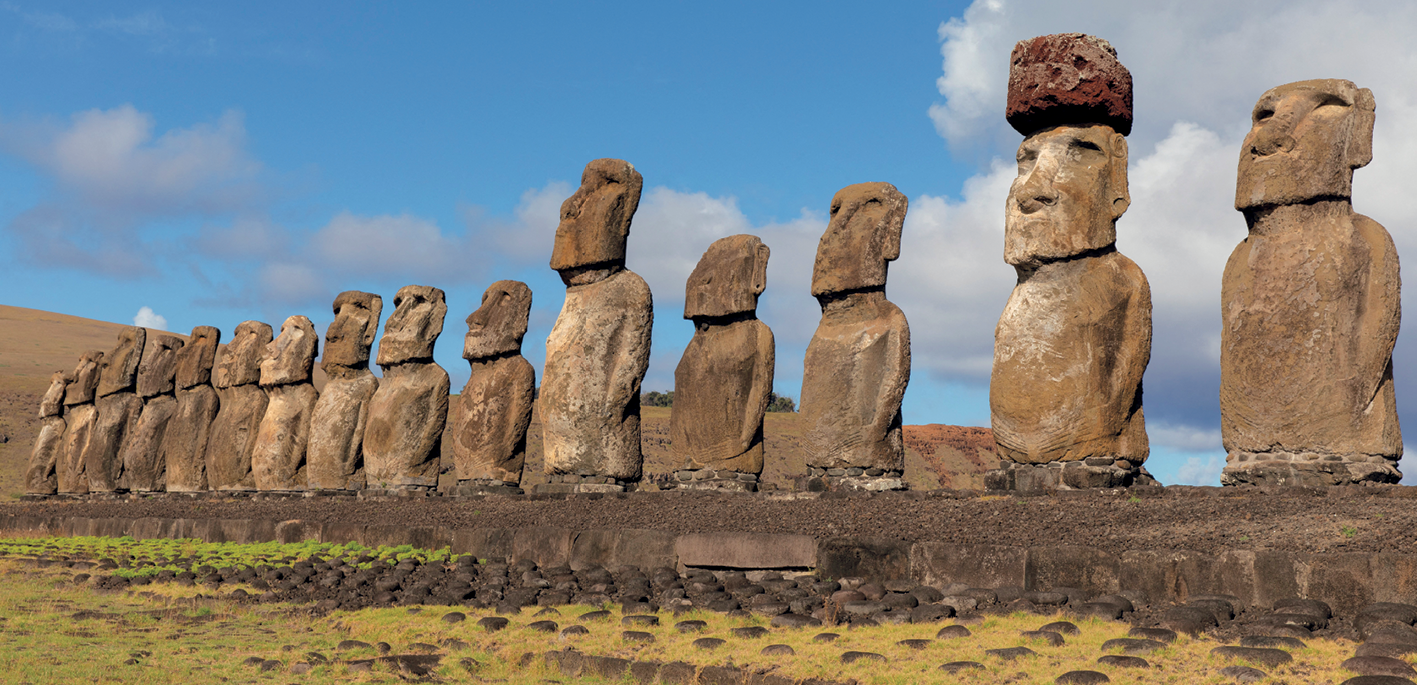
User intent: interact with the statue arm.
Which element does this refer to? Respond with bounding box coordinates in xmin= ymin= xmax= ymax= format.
xmin=605 ymin=279 xmax=654 ymax=413
xmin=1109 ymin=261 xmax=1152 ymax=431
xmin=502 ymin=359 xmax=537 ymax=460
xmin=739 ymin=323 xmax=775 ymax=451
xmin=871 ymin=306 xmax=911 ymax=443
xmin=1354 ymin=215 xmax=1401 ymax=402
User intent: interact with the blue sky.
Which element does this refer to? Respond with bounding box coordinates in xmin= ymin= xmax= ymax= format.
xmin=3 ymin=1 xmax=1416 ymax=486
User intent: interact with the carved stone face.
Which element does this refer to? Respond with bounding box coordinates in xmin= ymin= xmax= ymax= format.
xmin=137 ymin=334 xmax=185 ymax=398
xmin=175 ymin=326 xmax=221 ymax=389
xmin=376 ymin=285 xmax=446 ymax=365
xmin=549 ymin=158 xmax=644 ymax=273
xmin=464 ymin=280 xmax=532 ymax=360
xmin=214 ymin=321 xmax=273 ymax=389
xmin=685 ymin=234 xmax=770 ymax=319
xmin=323 ymin=291 xmax=383 ymax=369
xmin=1005 ymin=124 xmax=1129 ymax=267
xmin=1236 ymin=79 xmax=1375 ymax=211
xmin=40 ymin=371 xmax=70 ymax=417
xmin=811 ymin=182 xmax=907 ymax=298
xmin=260 ymin=315 xmax=318 ymax=386
xmin=65 ymin=350 xmax=104 ymax=406
xmin=97 ymin=326 xmax=146 ymax=397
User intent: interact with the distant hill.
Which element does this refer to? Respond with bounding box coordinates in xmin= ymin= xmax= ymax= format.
xmin=0 ymin=304 xmax=992 ymax=497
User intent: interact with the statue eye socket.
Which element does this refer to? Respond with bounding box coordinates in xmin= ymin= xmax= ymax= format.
xmin=1071 ymin=140 xmax=1103 ymax=153
xmin=1255 ymin=108 xmax=1274 ymax=122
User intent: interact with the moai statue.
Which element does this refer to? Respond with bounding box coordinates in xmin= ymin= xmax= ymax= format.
xmin=540 ymin=159 xmax=653 ymax=492
xmin=25 ymin=371 xmax=70 ymax=495
xmin=447 ymin=281 xmax=535 ymax=494
xmin=1220 ymin=80 xmax=1401 ymax=486
xmin=987 ymin=34 xmax=1153 ymax=492
xmin=118 ymin=334 xmax=184 ymax=492
xmin=251 ymin=315 xmax=320 ymax=491
xmin=364 ymin=286 xmax=450 ymax=490
xmin=671 ymin=235 xmax=775 ymax=490
xmin=308 ymin=292 xmax=383 ymax=491
xmin=206 ymin=321 xmax=272 ymax=490
xmin=799 ymin=183 xmax=911 ymax=490
xmin=162 ymin=326 xmax=221 ymax=492
xmin=58 ymin=351 xmax=102 ymax=494
xmin=83 ymin=326 xmax=146 ymax=492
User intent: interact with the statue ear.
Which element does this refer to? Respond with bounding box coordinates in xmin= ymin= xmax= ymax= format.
xmin=1109 ymin=132 xmax=1131 ymax=220
xmin=1346 ymin=88 xmax=1376 ymax=170
xmin=751 ymin=242 xmax=770 ymax=296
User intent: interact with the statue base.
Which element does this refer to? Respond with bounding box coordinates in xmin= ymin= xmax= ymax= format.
xmin=668 ymin=468 xmax=759 ymax=493
xmin=450 ymin=479 xmax=524 ymax=496
xmin=1221 ymin=452 xmax=1401 ymax=487
xmin=533 ymin=474 xmax=636 ymax=494
xmin=984 ymin=458 xmax=1157 ymax=491
xmin=798 ymin=468 xmax=906 ymax=492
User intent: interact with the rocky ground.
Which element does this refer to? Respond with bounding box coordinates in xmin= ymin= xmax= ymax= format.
xmin=4 ymin=485 xmax=1412 ymax=556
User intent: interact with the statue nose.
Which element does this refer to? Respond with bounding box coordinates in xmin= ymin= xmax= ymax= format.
xmin=1016 ymin=169 xmax=1058 ymax=214
xmin=1252 ymin=131 xmax=1295 ymax=157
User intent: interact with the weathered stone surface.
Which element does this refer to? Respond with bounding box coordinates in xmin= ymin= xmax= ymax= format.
xmin=308 ymin=291 xmax=382 ymax=491
xmin=207 ymin=321 xmax=272 ymax=491
xmin=1221 ymin=80 xmax=1400 ymax=486
xmin=163 ymin=384 xmax=218 ymax=492
xmin=64 ymin=350 xmax=103 ymax=407
xmin=672 ymin=235 xmax=774 ymax=474
xmin=176 ymin=326 xmax=220 ymax=389
xmin=137 ymin=335 xmax=183 ymax=399
xmin=449 ymin=281 xmax=535 ymax=484
xmin=26 ymin=371 xmax=70 ymax=494
xmin=1006 ymin=33 xmax=1133 ymax=137
xmin=82 ymin=327 xmax=147 ymax=492
xmin=542 ymin=160 xmax=652 ymax=482
xmin=120 ymin=335 xmax=185 ymax=492
xmin=59 ymin=403 xmax=96 ymax=494
xmin=991 ymin=113 xmax=1151 ymax=465
xmin=26 ymin=415 xmax=64 ymax=495
xmin=86 ymin=391 xmax=141 ymax=492
xmin=119 ymin=394 xmax=177 ymax=492
xmin=252 ymin=316 xmax=320 ymax=491
xmin=365 ymin=286 xmax=449 ymax=489
xmin=97 ymin=327 xmax=145 ymax=398
xmin=800 ymin=183 xmax=910 ymax=471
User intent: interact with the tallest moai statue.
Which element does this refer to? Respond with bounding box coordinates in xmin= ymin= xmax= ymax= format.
xmin=987 ymin=34 xmax=1153 ymax=491
xmin=1220 ymin=80 xmax=1401 ymax=486
xmin=540 ymin=159 xmax=653 ymax=492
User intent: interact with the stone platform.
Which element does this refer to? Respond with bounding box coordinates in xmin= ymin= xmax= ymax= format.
xmin=984 ymin=458 xmax=1158 ymax=491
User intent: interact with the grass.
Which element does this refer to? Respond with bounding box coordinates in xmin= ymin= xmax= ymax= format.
xmin=0 ymin=535 xmax=1381 ymax=684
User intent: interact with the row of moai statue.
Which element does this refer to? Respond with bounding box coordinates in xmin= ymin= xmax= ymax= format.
xmin=25 ymin=32 xmax=1402 ymax=495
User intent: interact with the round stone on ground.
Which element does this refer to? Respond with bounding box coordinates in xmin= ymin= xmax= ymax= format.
xmin=732 ymin=626 xmax=769 ymax=639
xmin=813 ymin=633 xmax=839 ymax=643
xmin=771 ymin=613 xmax=822 ymax=628
xmin=987 ymin=646 xmax=1036 ymax=661
xmin=1240 ymin=635 xmax=1305 ymax=649
xmin=622 ymin=615 xmax=659 ymax=627
xmin=1218 ymin=665 xmax=1267 ymax=683
xmin=1366 ymin=625 xmax=1417 ymax=646
xmin=694 ymin=637 xmax=726 ymax=650
xmin=1211 ymin=646 xmax=1293 ymax=668
xmin=1338 ymin=677 xmax=1417 ymax=685
xmin=407 ymin=642 xmax=438 ymax=653
xmin=1097 ymin=655 xmax=1149 ymax=668
xmin=441 ymin=611 xmax=465 ymax=623
xmin=1055 ymin=671 xmax=1110 ymax=684
xmin=336 ymin=640 xmax=373 ymax=651
xmin=622 ymin=630 xmax=654 ymax=643
xmin=1360 ymin=643 xmax=1417 ymax=659
xmin=1359 ymin=603 xmax=1417 ymax=625
xmin=675 ymin=620 xmax=707 ymax=633
xmin=560 ymin=625 xmax=589 ymax=637
xmin=841 ymin=651 xmax=886 ymax=664
xmin=1101 ymin=638 xmax=1165 ymax=654
xmin=242 ymin=656 xmax=264 ymax=667
xmin=289 ymin=662 xmax=311 ymax=675
xmin=1343 ymin=656 xmax=1417 ymax=678
xmin=535 ymin=607 xmax=561 ymax=616
xmin=936 ymin=625 xmax=972 ymax=639
xmin=259 ymin=660 xmax=282 ymax=672
xmin=1041 ymin=621 xmax=1080 ymax=635
xmin=940 ymin=661 xmax=984 ymax=674
xmin=761 ymin=644 xmax=796 ymax=656
xmin=528 ymin=620 xmax=558 ymax=633
xmin=579 ymin=609 xmax=612 ymax=621
xmin=1128 ymin=626 xmax=1176 ymax=643
xmin=1076 ymin=602 xmax=1125 ymax=620
xmin=1022 ymin=630 xmax=1065 ymax=646
xmin=898 ymin=639 xmax=931 ymax=650
xmin=476 ymin=616 xmax=509 ymax=632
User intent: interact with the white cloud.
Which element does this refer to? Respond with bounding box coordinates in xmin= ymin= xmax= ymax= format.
xmin=133 ymin=306 xmax=167 ymax=330
xmin=1174 ymin=453 xmax=1226 ymax=486
xmin=314 ymin=211 xmax=476 ymax=279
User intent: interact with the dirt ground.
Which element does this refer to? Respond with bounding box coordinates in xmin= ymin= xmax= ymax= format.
xmin=3 ymin=485 xmax=1409 ymax=556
